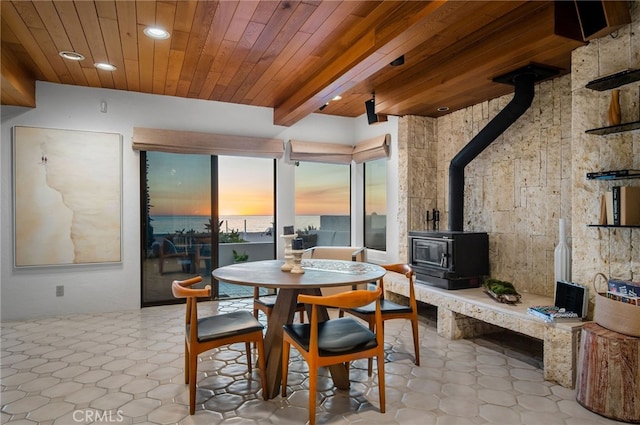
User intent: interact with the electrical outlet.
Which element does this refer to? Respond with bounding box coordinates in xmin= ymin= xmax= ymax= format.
xmin=56 ymin=285 xmax=64 ymax=297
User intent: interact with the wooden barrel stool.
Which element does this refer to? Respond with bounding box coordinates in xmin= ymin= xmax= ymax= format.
xmin=576 ymin=322 xmax=640 ymax=423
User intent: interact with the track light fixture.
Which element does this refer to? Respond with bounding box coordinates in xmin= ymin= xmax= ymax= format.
xmin=365 ymin=92 xmax=388 ymax=125
xmin=318 ymin=95 xmax=341 ymax=111
xmin=390 ymin=55 xmax=405 ymax=66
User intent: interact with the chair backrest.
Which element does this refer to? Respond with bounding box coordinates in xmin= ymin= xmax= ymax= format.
xmin=171 ymin=276 xmax=210 ymax=298
xmin=172 ymin=276 xmax=211 ymax=343
xmin=379 ymin=264 xmax=415 ymax=304
xmin=298 ymin=288 xmax=384 ymax=351
xmin=304 ymin=246 xmax=365 ymax=262
xmin=303 ymin=246 xmax=367 ymax=295
xmin=298 ymin=288 xmax=380 ymax=309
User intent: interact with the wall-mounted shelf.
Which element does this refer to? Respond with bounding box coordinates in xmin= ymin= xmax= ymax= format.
xmin=585 ymin=121 xmax=640 ymax=135
xmin=584 ymin=70 xmax=640 ymax=135
xmin=587 ymin=170 xmax=640 ymax=180
xmin=588 ymin=225 xmax=640 ymax=228
xmin=585 ymin=69 xmax=640 ymax=91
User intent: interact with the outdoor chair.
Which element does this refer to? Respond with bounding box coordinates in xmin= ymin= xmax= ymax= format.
xmin=158 ymin=237 xmax=188 ymax=275
xmin=282 ymin=288 xmax=385 ymax=425
xmin=172 ymin=276 xmax=267 ymax=414
xmin=339 ymin=263 xmax=420 ymax=375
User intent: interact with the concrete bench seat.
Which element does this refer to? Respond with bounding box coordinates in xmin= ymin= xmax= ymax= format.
xmin=383 ymin=271 xmax=587 ymax=389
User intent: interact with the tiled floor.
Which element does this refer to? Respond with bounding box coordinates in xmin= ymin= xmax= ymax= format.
xmin=0 ymin=299 xmax=627 ymax=425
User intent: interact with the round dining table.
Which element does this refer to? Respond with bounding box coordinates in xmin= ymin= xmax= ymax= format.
xmin=212 ymin=258 xmax=386 ymax=400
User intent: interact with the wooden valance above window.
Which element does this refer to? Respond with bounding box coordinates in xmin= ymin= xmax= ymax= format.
xmin=352 ymin=134 xmax=390 ymax=163
xmin=289 ymin=134 xmax=390 ymax=164
xmin=288 ymin=140 xmax=354 ymax=164
xmin=132 ymin=127 xmax=284 ymax=159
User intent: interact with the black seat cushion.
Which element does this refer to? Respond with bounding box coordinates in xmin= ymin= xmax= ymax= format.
xmin=348 ymin=299 xmax=412 ymax=315
xmin=255 ymin=295 xmax=304 ymax=309
xmin=283 ymin=317 xmax=377 ymax=356
xmin=187 ymin=310 xmax=264 ymax=343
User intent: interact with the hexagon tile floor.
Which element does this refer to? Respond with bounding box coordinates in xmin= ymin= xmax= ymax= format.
xmin=0 ymin=299 xmax=627 ymax=425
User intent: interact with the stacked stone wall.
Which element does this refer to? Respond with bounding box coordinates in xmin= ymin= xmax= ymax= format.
xmin=399 ymin=75 xmax=571 ymax=297
xmin=398 ymin=4 xmax=639 ymax=302
xmin=571 ymin=5 xmax=640 ymax=297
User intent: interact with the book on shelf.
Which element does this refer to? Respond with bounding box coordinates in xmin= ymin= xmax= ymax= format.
xmin=605 ymin=190 xmax=614 ymax=224
xmin=587 ymin=169 xmax=640 ymax=179
xmin=599 ymin=194 xmax=607 ymax=225
xmin=613 ymin=185 xmax=621 ymax=225
xmin=601 ymin=186 xmax=640 ymax=225
xmin=621 ymin=186 xmax=640 ymax=225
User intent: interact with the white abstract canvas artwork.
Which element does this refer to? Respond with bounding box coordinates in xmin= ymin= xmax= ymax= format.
xmin=13 ymin=126 xmax=122 ymax=267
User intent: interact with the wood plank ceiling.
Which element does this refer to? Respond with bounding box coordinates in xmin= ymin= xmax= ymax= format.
xmin=0 ymin=0 xmax=606 ymax=126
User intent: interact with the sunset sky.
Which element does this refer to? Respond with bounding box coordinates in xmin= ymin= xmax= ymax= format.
xmin=147 ymin=152 xmax=357 ymax=217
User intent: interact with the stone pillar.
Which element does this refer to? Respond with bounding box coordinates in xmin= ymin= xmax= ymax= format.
xmin=397 ymin=115 xmax=438 ymax=262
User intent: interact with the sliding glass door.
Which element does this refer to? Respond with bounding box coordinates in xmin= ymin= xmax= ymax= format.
xmin=141 ymin=152 xmax=275 ymax=306
xmin=217 ymin=156 xmax=276 ymax=299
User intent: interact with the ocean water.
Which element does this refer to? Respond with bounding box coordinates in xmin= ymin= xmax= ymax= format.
xmin=150 ymin=215 xmax=321 ymax=235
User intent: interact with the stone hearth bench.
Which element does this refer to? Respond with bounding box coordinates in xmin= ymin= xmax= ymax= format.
xmin=383 ymin=272 xmax=587 ymax=389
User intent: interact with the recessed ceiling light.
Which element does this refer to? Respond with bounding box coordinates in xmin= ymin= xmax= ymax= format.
xmin=332 ymin=95 xmax=342 ymax=101
xmin=437 ymin=106 xmax=450 ymax=112
xmin=59 ymin=51 xmax=85 ymax=61
xmin=144 ymin=27 xmax=170 ymax=40
xmin=95 ymin=62 xmax=117 ymax=71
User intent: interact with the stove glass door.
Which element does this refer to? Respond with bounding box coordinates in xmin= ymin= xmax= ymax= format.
xmin=412 ymin=237 xmax=450 ymax=269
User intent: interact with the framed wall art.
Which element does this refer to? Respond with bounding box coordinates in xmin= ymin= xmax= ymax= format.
xmin=13 ymin=126 xmax=122 ymax=267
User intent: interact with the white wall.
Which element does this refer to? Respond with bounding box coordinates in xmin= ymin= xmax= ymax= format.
xmin=1 ymin=82 xmax=397 ymax=320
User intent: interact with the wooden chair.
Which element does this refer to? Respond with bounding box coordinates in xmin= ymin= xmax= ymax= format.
xmin=253 ymin=288 xmax=305 ymax=323
xmin=282 ymin=288 xmax=385 ymax=425
xmin=339 ymin=263 xmax=420 ymax=375
xmin=172 ymin=276 xmax=267 ymax=414
xmin=303 ymin=246 xmax=366 ymax=296
xmin=303 ymin=245 xmax=366 ymax=262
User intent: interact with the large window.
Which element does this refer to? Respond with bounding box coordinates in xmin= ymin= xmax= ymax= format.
xmin=294 ymin=162 xmax=350 ymax=247
xmin=364 ymin=158 xmax=387 ymax=251
xmin=142 ymin=152 xmax=275 ymax=305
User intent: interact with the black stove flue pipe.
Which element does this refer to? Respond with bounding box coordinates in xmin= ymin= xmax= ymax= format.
xmin=448 ymin=64 xmax=558 ymax=231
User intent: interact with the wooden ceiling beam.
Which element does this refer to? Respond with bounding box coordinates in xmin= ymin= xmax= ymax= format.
xmin=0 ymin=1 xmax=598 ymax=119
xmin=273 ymin=0 xmax=457 ymax=127
xmin=1 ymin=42 xmax=36 ymax=107
xmin=375 ymin=2 xmax=584 ymax=117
